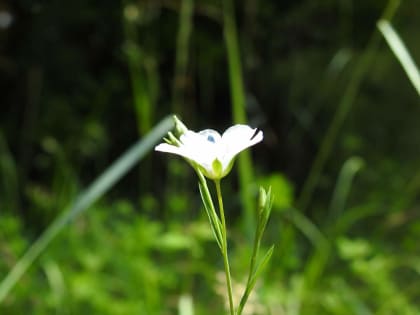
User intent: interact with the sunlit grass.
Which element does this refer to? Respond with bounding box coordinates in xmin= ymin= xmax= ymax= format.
xmin=377 ymin=19 xmax=420 ymax=96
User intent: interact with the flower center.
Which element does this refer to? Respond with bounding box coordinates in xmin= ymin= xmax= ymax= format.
xmin=199 ymin=129 xmax=221 ymax=145
xmin=207 ymin=135 xmax=216 ymax=143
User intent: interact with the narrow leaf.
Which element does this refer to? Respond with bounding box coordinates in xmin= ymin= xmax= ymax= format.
xmin=377 ymin=19 xmax=420 ymax=96
xmin=248 ymin=245 xmax=274 ymax=290
xmin=238 ymin=245 xmax=274 ymax=315
xmin=198 ymin=181 xmax=223 ymax=250
xmin=0 ymin=116 xmax=174 ymax=303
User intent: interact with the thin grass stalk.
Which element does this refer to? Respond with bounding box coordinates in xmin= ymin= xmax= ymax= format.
xmin=123 ymin=2 xmax=153 ymax=136
xmin=377 ymin=19 xmax=420 ymax=96
xmin=0 ymin=116 xmax=174 ymax=303
xmin=297 ymin=0 xmax=401 ymax=213
xmin=222 ymin=0 xmax=256 ymax=234
xmin=328 ymin=156 xmax=364 ymax=219
xmin=401 ymin=166 xmax=420 ymax=207
xmin=301 ymin=157 xmax=365 ymax=304
xmin=122 ymin=2 xmax=160 ymax=196
xmin=172 ymin=0 xmax=194 ymax=113
xmin=0 ymin=132 xmax=19 ymax=212
xmin=166 ymin=0 xmax=195 ymax=219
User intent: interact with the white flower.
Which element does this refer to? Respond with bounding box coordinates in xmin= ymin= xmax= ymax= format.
xmin=155 ymin=122 xmax=263 ymax=180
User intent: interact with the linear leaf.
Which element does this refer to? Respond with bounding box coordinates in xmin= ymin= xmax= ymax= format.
xmin=0 ymin=116 xmax=174 ymax=303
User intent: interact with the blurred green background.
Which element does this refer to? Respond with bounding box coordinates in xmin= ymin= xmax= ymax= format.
xmin=1 ymin=0 xmax=419 ymax=314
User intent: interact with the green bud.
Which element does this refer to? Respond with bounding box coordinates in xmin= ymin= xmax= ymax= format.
xmin=173 ymin=115 xmax=188 ymax=135
xmin=258 ymin=187 xmax=267 ymax=214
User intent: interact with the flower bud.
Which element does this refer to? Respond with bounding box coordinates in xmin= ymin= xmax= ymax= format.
xmin=258 ymin=187 xmax=267 ymax=214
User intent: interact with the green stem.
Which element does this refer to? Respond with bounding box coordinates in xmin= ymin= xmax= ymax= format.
xmin=247 ymin=226 xmax=261 ymax=285
xmin=215 ymin=180 xmax=235 ymax=315
xmin=172 ymin=0 xmax=194 ymax=113
xmin=222 ymin=0 xmax=256 ymax=235
xmin=237 ymin=229 xmax=260 ymax=315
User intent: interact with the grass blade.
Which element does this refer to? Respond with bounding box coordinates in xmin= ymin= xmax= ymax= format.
xmin=0 ymin=131 xmax=19 ymax=212
xmin=123 ymin=3 xmax=156 ymax=136
xmin=172 ymin=0 xmax=194 ymax=113
xmin=329 ymin=156 xmax=364 ymax=219
xmin=377 ymin=19 xmax=420 ymax=96
xmin=0 ymin=116 xmax=174 ymax=303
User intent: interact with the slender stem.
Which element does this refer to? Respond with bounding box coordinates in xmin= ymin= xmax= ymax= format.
xmin=215 ymin=180 xmax=235 ymax=315
xmin=237 ymin=231 xmax=260 ymax=315
xmin=222 ymin=0 xmax=256 ymax=235
xmin=247 ymin=226 xmax=261 ymax=286
xmin=172 ymin=0 xmax=194 ymax=113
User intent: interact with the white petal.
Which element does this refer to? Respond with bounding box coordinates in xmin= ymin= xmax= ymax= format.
xmin=179 ymin=130 xmax=204 ymax=146
xmin=198 ymin=129 xmax=222 ymax=144
xmin=154 ymin=143 xmax=196 ymax=160
xmin=156 ymin=123 xmax=262 ymax=180
xmin=156 ymin=134 xmax=217 ymax=174
xmin=179 ymin=131 xmax=218 ymax=166
xmin=221 ymin=124 xmax=263 ymax=161
xmin=222 ymin=124 xmax=259 ymax=143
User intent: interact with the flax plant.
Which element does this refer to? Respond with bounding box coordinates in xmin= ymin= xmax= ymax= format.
xmin=155 ymin=116 xmax=274 ymax=315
